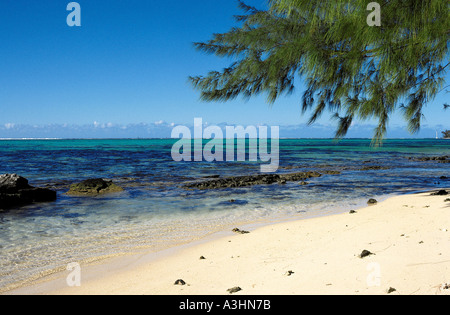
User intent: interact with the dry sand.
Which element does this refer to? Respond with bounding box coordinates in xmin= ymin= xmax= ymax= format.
xmin=4 ymin=189 xmax=450 ymax=295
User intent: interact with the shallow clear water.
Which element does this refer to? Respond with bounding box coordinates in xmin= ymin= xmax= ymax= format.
xmin=0 ymin=138 xmax=449 ymax=291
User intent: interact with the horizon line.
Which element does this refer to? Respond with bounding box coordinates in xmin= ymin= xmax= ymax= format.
xmin=1 ymin=137 xmax=449 ymax=141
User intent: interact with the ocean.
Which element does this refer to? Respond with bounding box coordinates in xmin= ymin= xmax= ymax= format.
xmin=0 ymin=138 xmax=449 ymax=291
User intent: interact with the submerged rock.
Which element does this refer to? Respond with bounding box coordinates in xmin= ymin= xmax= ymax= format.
xmin=359 ymin=165 xmax=390 ymax=171
xmin=410 ymin=155 xmax=449 ymax=163
xmin=321 ymin=170 xmax=342 ymax=175
xmin=67 ymin=178 xmax=124 ymax=196
xmin=202 ymin=175 xmax=220 ymax=179
xmin=218 ymin=199 xmax=248 ymax=206
xmin=0 ymin=174 xmax=57 ymax=209
xmin=183 ymin=171 xmax=322 ymax=190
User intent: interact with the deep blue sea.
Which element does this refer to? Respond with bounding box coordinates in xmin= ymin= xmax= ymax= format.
xmin=0 ymin=138 xmax=449 ymax=291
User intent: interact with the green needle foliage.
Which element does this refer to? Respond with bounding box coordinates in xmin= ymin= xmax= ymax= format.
xmin=443 ymin=130 xmax=450 ymax=138
xmin=189 ymin=0 xmax=450 ymax=145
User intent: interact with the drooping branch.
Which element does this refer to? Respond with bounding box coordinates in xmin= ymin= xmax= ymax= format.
xmin=190 ymin=0 xmax=450 ymax=143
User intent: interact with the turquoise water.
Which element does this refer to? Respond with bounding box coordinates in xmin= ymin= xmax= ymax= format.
xmin=0 ymin=138 xmax=449 ymax=291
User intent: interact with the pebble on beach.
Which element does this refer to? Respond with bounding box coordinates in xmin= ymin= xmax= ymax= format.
xmin=359 ymin=250 xmax=374 ymax=258
xmin=232 ymin=228 xmax=250 ymax=234
xmin=227 ymin=287 xmax=242 ymax=294
xmin=174 ymin=279 xmax=186 ymax=286
xmin=387 ymin=287 xmax=397 ymax=294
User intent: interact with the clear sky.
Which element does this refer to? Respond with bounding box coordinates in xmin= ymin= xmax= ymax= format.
xmin=0 ymin=0 xmax=448 ymax=138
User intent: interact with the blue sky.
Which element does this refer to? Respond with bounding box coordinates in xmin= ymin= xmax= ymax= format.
xmin=0 ymin=0 xmax=448 ymax=138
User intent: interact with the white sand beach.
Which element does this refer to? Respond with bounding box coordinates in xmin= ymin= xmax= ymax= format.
xmin=4 ymin=189 xmax=450 ymax=295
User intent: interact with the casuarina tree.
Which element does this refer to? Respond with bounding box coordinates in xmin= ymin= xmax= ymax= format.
xmin=190 ymin=0 xmax=449 ymax=145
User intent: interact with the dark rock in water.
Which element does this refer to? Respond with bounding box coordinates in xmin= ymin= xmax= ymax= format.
xmin=281 ymin=171 xmax=322 ymax=182
xmin=0 ymin=174 xmax=57 ymax=209
xmin=431 ymin=190 xmax=448 ymax=196
xmin=183 ymin=171 xmax=322 ymax=190
xmin=411 ymin=155 xmax=449 ymax=162
xmin=217 ymin=199 xmax=248 ymax=207
xmin=174 ymin=279 xmax=186 ymax=286
xmin=367 ymin=198 xmax=378 ymax=205
xmin=227 ymin=287 xmax=242 ymax=294
xmin=299 ymin=181 xmax=309 ymax=185
xmin=359 ymin=165 xmax=390 ymax=171
xmin=440 ymin=176 xmax=448 ymax=180
xmin=359 ymin=250 xmax=374 ymax=258
xmin=349 ymin=210 xmax=357 ymax=214
xmin=322 ymin=170 xmax=342 ymax=175
xmin=232 ymin=228 xmax=250 ymax=234
xmin=67 ymin=178 xmax=124 ymax=196
xmin=0 ymin=174 xmax=30 ymax=192
xmin=280 ymin=166 xmax=298 ymax=170
xmin=202 ymin=175 xmax=221 ymax=179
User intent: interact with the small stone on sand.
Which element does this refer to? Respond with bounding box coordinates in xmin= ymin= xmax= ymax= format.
xmin=174 ymin=279 xmax=186 ymax=286
xmin=232 ymin=228 xmax=250 ymax=234
xmin=387 ymin=287 xmax=396 ymax=294
xmin=359 ymin=250 xmax=374 ymax=258
xmin=227 ymin=287 xmax=242 ymax=294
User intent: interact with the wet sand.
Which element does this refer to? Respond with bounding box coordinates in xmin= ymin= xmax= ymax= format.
xmin=4 ymin=189 xmax=450 ymax=295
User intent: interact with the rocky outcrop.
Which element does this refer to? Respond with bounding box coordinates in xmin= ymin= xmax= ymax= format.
xmin=0 ymin=174 xmax=57 ymax=209
xmin=359 ymin=165 xmax=390 ymax=171
xmin=183 ymin=171 xmax=323 ymax=190
xmin=409 ymin=155 xmax=450 ymax=163
xmin=67 ymin=178 xmax=124 ymax=196
xmin=431 ymin=190 xmax=448 ymax=196
xmin=321 ymin=170 xmax=342 ymax=175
